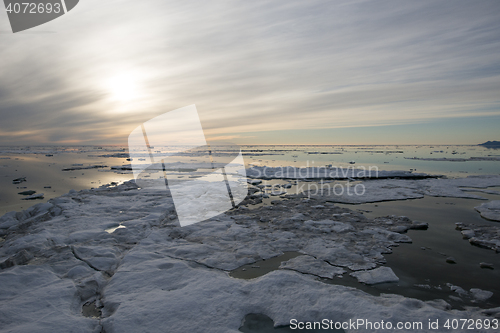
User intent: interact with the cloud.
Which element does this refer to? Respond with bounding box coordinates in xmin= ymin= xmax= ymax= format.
xmin=0 ymin=0 xmax=499 ymax=144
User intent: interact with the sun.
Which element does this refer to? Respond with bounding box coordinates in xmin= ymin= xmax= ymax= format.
xmin=107 ymin=74 xmax=139 ymax=102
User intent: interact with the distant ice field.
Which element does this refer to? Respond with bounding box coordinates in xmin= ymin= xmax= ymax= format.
xmin=1 ymin=144 xmax=499 ymax=216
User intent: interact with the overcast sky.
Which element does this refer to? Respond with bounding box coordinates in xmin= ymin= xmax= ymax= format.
xmin=1 ymin=0 xmax=499 ymax=145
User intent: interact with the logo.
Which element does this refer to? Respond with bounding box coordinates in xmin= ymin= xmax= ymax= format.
xmin=128 ymin=105 xmax=248 ymax=227
xmin=4 ymin=0 xmax=79 ymax=33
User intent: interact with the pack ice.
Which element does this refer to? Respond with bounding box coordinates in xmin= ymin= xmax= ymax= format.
xmin=1 ymin=180 xmax=499 ymax=332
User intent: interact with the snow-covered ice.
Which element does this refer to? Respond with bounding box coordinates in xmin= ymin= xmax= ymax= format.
xmin=62 ymin=165 xmax=107 ymax=171
xmin=405 ymin=156 xmax=500 ymax=162
xmin=279 ymin=255 xmax=346 ymax=278
xmin=455 ymin=222 xmax=500 ymax=252
xmin=306 ymin=175 xmax=500 ymax=204
xmin=350 ymin=266 xmax=399 ymax=285
xmin=445 ymin=284 xmax=494 ymax=302
xmin=245 ymin=165 xmax=500 ymax=204
xmin=1 ymin=179 xmax=500 ymax=332
xmin=246 ymin=166 xmax=433 ymax=180
xmin=475 ymin=200 xmax=500 ymax=222
xmin=20 ymin=192 xmax=44 ymax=200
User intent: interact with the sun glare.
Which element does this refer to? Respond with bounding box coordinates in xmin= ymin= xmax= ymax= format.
xmin=107 ymin=74 xmax=138 ymax=102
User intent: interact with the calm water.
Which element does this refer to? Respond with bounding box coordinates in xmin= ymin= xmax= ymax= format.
xmin=0 ymin=146 xmax=132 ymax=216
xmin=336 ymin=193 xmax=500 ymax=308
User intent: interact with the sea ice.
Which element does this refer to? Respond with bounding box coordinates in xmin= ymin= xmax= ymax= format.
xmin=246 ymin=166 xmax=500 ymax=203
xmin=62 ymin=165 xmax=107 ymax=171
xmin=475 ymin=200 xmax=500 ymax=222
xmin=305 ymin=175 xmax=500 ymax=204
xmin=20 ymin=193 xmax=44 ymax=200
xmin=455 ymin=223 xmax=500 ymax=252
xmin=0 ymin=265 xmax=98 ymax=332
xmin=405 ymin=156 xmax=500 ymax=162
xmin=246 ymin=166 xmax=432 ymax=180
xmin=350 ymin=266 xmax=399 ymax=285
xmin=470 ymin=288 xmax=494 ymax=302
xmin=17 ymin=190 xmax=36 ymax=195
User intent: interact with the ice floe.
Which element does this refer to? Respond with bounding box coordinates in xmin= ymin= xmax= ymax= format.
xmin=62 ymin=165 xmax=107 ymax=171
xmin=0 ymin=265 xmax=98 ymax=332
xmin=304 ymin=175 xmax=500 ymax=204
xmin=12 ymin=177 xmax=26 ymax=184
xmin=455 ymin=222 xmax=500 ymax=252
xmin=405 ymin=157 xmax=500 ymax=162
xmin=245 ymin=165 xmax=500 ymax=204
xmin=350 ymin=266 xmax=399 ymax=285
xmin=0 ymin=180 xmax=499 ymax=332
xmin=471 ymin=288 xmax=494 ymax=302
xmin=20 ymin=193 xmax=44 ymax=200
xmin=17 ymin=190 xmax=36 ymax=195
xmin=279 ymin=255 xmax=346 ymax=278
xmin=445 ymin=284 xmax=494 ymax=303
xmin=246 ymin=166 xmax=433 ymax=180
xmin=475 ymin=201 xmax=500 ymax=222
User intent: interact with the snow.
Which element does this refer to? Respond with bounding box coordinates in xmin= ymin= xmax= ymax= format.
xmin=110 ymin=164 xmax=133 ymax=170
xmin=475 ymin=200 xmax=500 ymax=222
xmin=447 ymin=283 xmax=468 ymax=296
xmin=350 ymin=266 xmax=399 ymax=285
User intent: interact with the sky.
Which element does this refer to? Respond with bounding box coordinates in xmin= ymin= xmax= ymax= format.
xmin=0 ymin=0 xmax=499 ymax=145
